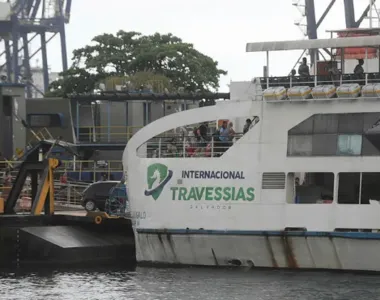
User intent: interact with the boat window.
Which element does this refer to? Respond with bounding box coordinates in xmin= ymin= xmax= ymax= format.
xmin=338 ymin=172 xmax=360 ymax=204
xmin=286 ymin=172 xmax=334 ymax=204
xmin=338 ymin=114 xmax=363 ymax=134
xmin=137 ymin=117 xmax=259 ymax=158
xmin=313 ymin=114 xmax=338 ymax=134
xmin=288 ymin=117 xmax=313 ymax=135
xmin=338 ymin=172 xmax=380 ymax=205
xmin=337 ymin=135 xmax=362 ymax=156
xmin=312 ymin=134 xmax=337 ymax=156
xmin=361 ymin=135 xmax=380 ymax=156
xmin=288 ymin=112 xmax=380 ymax=157
xmin=287 ymin=135 xmax=312 ymax=156
xmin=27 ymin=113 xmax=64 ymax=128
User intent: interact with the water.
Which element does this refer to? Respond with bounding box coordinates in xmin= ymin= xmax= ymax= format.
xmin=1 ymin=266 xmax=380 ymax=300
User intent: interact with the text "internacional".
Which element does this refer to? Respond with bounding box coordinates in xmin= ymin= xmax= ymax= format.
xmin=181 ymin=170 xmax=245 ymax=180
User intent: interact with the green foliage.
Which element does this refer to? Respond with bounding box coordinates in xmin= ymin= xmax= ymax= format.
xmin=47 ymin=31 xmax=227 ymax=97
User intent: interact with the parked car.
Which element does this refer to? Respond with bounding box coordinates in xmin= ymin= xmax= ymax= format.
xmin=81 ymin=181 xmax=119 ymax=211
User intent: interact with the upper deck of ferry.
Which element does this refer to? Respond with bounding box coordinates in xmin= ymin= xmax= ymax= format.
xmin=128 ymin=28 xmax=380 ymax=160
xmin=249 ymin=28 xmax=380 ymax=93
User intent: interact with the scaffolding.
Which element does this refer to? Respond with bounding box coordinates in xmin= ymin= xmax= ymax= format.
xmin=0 ymin=0 xmax=72 ymax=98
xmin=292 ymin=0 xmax=380 ymax=65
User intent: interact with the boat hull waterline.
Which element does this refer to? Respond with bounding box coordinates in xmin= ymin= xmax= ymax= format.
xmin=135 ymin=230 xmax=380 ymax=271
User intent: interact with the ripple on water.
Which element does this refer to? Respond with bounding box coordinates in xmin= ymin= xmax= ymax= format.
xmin=1 ymin=267 xmax=380 ymax=300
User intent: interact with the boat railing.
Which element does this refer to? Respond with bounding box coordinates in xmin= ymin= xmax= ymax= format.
xmin=76 ymin=125 xmax=142 ymax=143
xmin=138 ymin=133 xmax=245 ymax=158
xmin=259 ymin=73 xmax=379 ymax=89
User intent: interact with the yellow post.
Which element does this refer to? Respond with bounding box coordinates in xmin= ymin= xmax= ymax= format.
xmin=32 ymin=158 xmax=59 ymax=216
xmin=0 ymin=197 xmax=4 ymax=213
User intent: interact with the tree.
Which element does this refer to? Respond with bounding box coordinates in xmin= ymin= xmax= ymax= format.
xmin=47 ymin=31 xmax=227 ymax=97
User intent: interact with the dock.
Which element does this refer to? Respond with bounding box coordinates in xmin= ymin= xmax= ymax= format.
xmin=0 ymin=211 xmax=135 ymax=268
xmin=0 ymin=141 xmax=135 ymax=269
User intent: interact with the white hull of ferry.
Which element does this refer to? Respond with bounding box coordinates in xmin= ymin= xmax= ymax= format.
xmin=135 ymin=231 xmax=380 ymax=271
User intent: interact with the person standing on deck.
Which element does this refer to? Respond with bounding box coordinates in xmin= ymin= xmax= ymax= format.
xmin=354 ymin=59 xmax=364 ymax=78
xmin=219 ymin=121 xmax=228 ymax=142
xmin=227 ymin=122 xmax=235 ymax=141
xmin=298 ymin=57 xmax=310 ymax=76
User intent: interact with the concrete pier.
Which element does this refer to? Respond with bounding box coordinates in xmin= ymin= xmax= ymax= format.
xmin=0 ymin=213 xmax=135 ymax=268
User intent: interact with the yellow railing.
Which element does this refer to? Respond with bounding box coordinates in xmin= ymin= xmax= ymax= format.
xmin=0 ymin=159 xmax=126 ymax=209
xmin=0 ymin=159 xmax=124 ymax=181
xmin=77 ymin=126 xmax=142 ymax=143
xmin=59 ymin=160 xmax=123 ymax=176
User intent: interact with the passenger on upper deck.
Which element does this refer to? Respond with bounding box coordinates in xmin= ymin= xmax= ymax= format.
xmin=227 ymin=122 xmax=235 ymax=140
xmin=290 ymin=69 xmax=296 ymax=77
xmin=328 ymin=61 xmax=340 ymax=75
xmin=354 ymin=59 xmax=364 ymax=77
xmin=197 ymin=122 xmax=209 ymax=147
xmin=219 ymin=121 xmax=229 ymax=142
xmin=328 ymin=61 xmax=340 ymax=84
xmin=298 ymin=57 xmax=310 ymax=76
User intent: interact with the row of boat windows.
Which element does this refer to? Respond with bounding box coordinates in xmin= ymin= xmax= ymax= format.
xmin=287 ymin=134 xmax=378 ymax=156
xmin=264 ymin=172 xmax=380 ymax=205
xmin=289 ymin=113 xmax=380 ymax=135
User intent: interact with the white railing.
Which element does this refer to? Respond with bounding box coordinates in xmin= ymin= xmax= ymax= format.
xmin=54 ymin=182 xmax=89 ymax=208
xmin=138 ymin=133 xmax=245 ymax=158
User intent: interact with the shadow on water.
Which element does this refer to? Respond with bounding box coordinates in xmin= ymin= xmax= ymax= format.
xmin=1 ymin=265 xmax=380 ymax=299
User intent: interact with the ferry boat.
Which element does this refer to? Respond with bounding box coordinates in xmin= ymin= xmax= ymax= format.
xmin=123 ymin=29 xmax=380 ymax=271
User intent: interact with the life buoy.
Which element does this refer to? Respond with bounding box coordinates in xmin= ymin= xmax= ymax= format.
xmin=94 ymin=215 xmax=102 ymax=224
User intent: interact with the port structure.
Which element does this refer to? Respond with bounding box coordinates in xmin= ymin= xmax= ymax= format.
xmin=292 ymin=0 xmax=379 ymax=64
xmin=0 ymin=0 xmax=71 ymax=98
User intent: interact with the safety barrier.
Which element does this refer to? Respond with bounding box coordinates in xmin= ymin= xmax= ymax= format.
xmin=76 ymin=126 xmax=142 ymax=143
xmin=58 ymin=160 xmax=124 ymax=182
xmin=54 ymin=182 xmax=89 ymax=208
xmin=0 ymin=159 xmax=124 ymax=179
xmin=138 ymin=133 xmax=244 ymax=158
xmin=0 ymin=182 xmax=89 ymax=211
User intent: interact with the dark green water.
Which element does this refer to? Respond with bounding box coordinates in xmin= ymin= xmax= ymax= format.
xmin=1 ymin=266 xmax=380 ymax=300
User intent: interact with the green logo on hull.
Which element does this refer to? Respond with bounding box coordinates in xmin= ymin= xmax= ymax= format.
xmin=144 ymin=163 xmax=173 ymax=200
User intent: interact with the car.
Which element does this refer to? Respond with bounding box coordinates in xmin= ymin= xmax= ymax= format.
xmin=81 ymin=180 xmax=119 ymax=211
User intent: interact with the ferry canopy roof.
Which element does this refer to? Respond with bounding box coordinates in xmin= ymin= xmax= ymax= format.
xmin=246 ymin=35 xmax=380 ymax=53
xmin=326 ymin=27 xmax=380 ymax=34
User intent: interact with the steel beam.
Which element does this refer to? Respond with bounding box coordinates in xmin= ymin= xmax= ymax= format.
xmin=11 ymin=15 xmax=20 ymax=83
xmin=344 ymin=0 xmax=356 ymax=28
xmin=71 ymin=92 xmax=231 ymax=103
xmin=355 ymin=0 xmax=376 ymax=28
xmin=40 ymin=32 xmax=49 ymax=92
xmin=65 ymin=0 xmax=72 ymax=22
xmin=316 ymin=0 xmax=336 ymax=28
xmin=1 ymin=0 xmax=71 ymax=96
xmin=305 ymin=0 xmax=318 ymax=64
xmin=25 ymin=0 xmax=34 ymax=16
xmin=31 ymin=0 xmax=41 ymax=20
xmin=59 ymin=16 xmax=68 ymax=71
xmin=22 ymin=34 xmax=32 ymax=98
xmin=4 ymin=40 xmax=12 ymax=80
xmin=0 ymin=33 xmax=37 ymax=62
